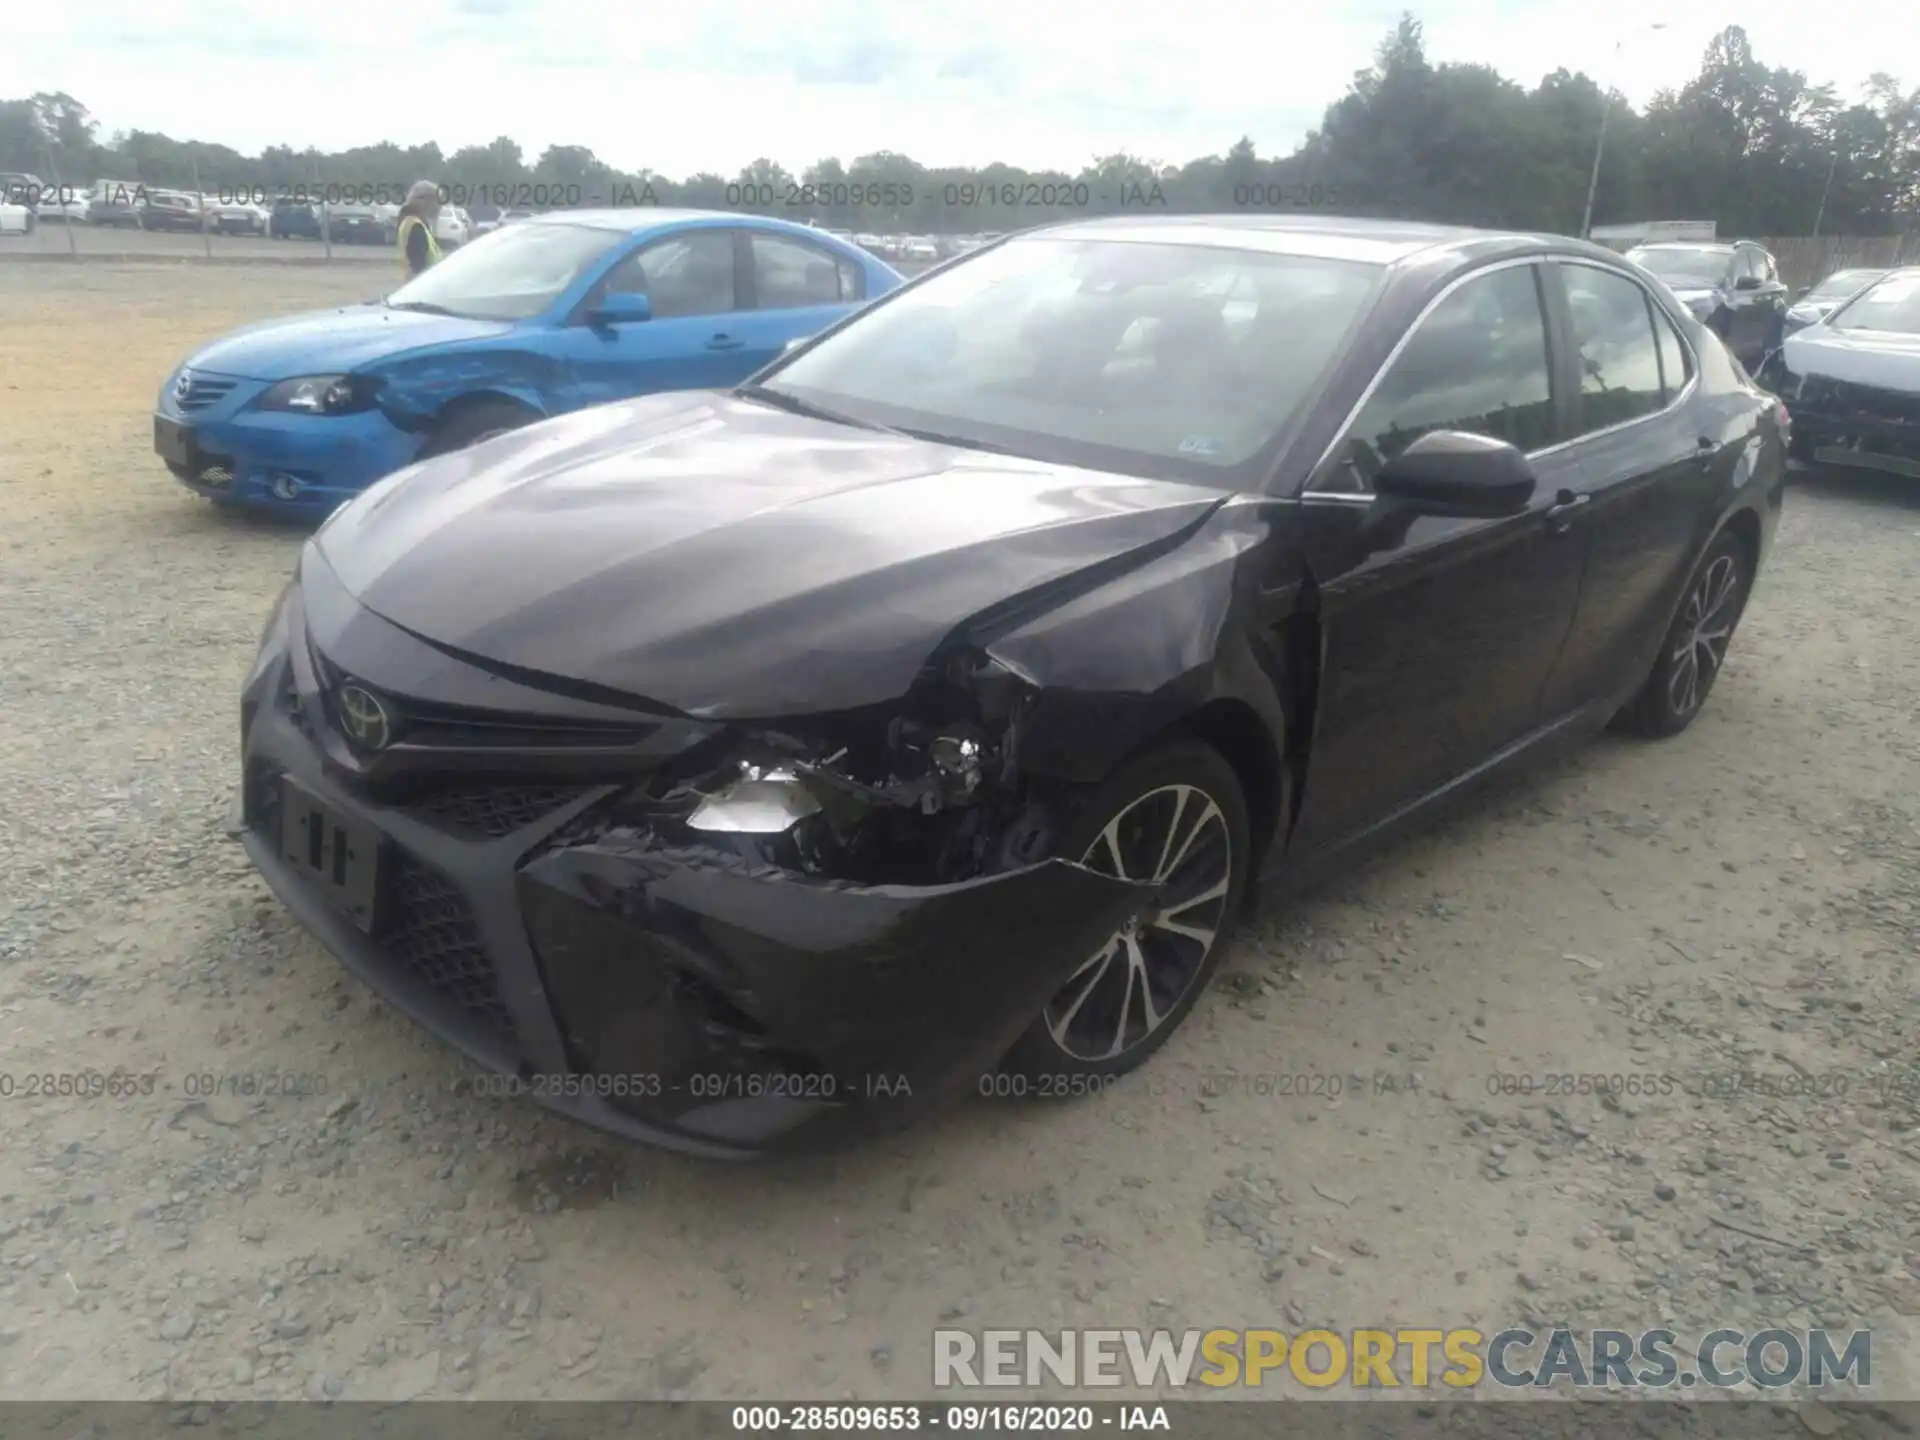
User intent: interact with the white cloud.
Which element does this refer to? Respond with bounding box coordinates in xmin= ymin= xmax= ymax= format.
xmin=2 ymin=0 xmax=1902 ymax=176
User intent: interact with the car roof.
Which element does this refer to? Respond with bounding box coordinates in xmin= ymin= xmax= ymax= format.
xmin=518 ymin=207 xmax=831 ymax=237
xmin=1629 ymin=242 xmax=1739 ymax=253
xmin=1016 ymin=212 xmax=1624 ymax=269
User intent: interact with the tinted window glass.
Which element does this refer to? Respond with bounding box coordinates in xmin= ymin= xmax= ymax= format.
xmin=1564 ymin=265 xmax=1665 ymax=433
xmin=1333 ymin=265 xmax=1553 ymax=492
xmin=751 ymin=233 xmax=860 ymax=308
xmin=1651 ymin=302 xmax=1690 ymax=402
xmin=601 ymin=230 xmax=738 ymax=318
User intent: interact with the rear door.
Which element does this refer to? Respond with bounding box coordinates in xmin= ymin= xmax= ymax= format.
xmin=557 ymin=227 xmax=755 ymax=408
xmin=1533 ymin=260 xmax=1723 ymax=718
xmin=1285 ymin=259 xmax=1590 ymax=852
xmin=731 ymin=230 xmax=872 ymax=373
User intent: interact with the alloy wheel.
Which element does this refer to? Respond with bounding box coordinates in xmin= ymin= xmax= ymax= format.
xmin=1044 ymin=783 xmax=1234 ymax=1061
xmin=1667 ymin=554 xmax=1741 ymax=718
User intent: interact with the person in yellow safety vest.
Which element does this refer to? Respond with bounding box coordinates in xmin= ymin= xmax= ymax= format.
xmin=397 ymin=179 xmax=444 ymax=277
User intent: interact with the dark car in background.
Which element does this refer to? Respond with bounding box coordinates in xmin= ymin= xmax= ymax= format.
xmin=88 ymin=182 xmax=145 ymax=228
xmin=326 ymin=203 xmax=394 ymax=245
xmin=1761 ymin=266 xmax=1920 ymax=479
xmin=1625 ymin=240 xmax=1788 ymax=370
xmin=1783 ymin=267 xmax=1889 ymax=335
xmin=140 ymin=190 xmax=205 ymax=233
xmin=230 ymin=215 xmax=1785 ymax=1156
xmin=270 ymin=198 xmax=324 ymax=240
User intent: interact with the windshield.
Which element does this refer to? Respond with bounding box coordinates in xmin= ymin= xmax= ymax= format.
xmin=1807 ymin=269 xmax=1886 ymax=302
xmin=1629 ymin=249 xmax=1730 ymax=285
xmin=385 ymin=221 xmax=623 ymax=321
xmin=756 ymin=237 xmax=1382 ymax=484
xmin=1828 ymin=272 xmax=1920 ymax=334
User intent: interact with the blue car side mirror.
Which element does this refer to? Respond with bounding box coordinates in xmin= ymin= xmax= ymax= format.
xmin=591 ymin=291 xmax=652 ymax=325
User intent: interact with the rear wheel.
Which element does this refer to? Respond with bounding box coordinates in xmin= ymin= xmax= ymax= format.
xmin=422 ymin=399 xmax=538 ymax=458
xmin=1001 ymin=739 xmax=1249 ymax=1082
xmin=1618 ymin=531 xmax=1752 ymax=738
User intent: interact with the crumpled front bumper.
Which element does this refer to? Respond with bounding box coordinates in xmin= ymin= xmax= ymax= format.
xmin=233 ymin=638 xmax=1149 ymax=1156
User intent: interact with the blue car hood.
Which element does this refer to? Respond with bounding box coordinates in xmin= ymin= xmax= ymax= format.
xmin=185 ymin=304 xmax=515 ymax=380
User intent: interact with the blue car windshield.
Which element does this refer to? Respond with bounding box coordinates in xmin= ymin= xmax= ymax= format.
xmin=758 ymin=236 xmax=1381 ymax=486
xmin=386 ymin=222 xmax=623 ymax=321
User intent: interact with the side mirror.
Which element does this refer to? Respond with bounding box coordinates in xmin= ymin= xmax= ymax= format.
xmin=1372 ymin=430 xmax=1537 ymax=519
xmin=1734 ymin=275 xmax=1763 ymax=292
xmin=590 ymin=290 xmax=652 ymax=325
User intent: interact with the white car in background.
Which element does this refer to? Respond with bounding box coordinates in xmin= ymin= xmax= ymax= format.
xmin=903 ymin=237 xmax=938 ymax=262
xmin=35 ymin=186 xmax=90 ymax=222
xmin=0 ymin=196 xmax=32 ymax=235
xmin=434 ymin=205 xmax=471 ymax=248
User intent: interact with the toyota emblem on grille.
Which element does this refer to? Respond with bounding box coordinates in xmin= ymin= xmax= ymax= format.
xmin=337 ymin=684 xmax=394 ymax=750
xmin=174 ymin=371 xmax=193 ymax=401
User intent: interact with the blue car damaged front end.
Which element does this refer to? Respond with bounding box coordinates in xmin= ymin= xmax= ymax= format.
xmin=155 ymin=362 xmax=426 ymax=516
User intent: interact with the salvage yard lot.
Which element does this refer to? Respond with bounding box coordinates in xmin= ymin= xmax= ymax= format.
xmin=1 ymin=262 xmax=1916 ymax=1409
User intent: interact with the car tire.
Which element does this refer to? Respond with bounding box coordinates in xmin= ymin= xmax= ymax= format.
xmin=422 ymin=400 xmax=538 ymax=457
xmin=1000 ymin=737 xmax=1250 ymax=1084
xmin=1617 ymin=530 xmax=1752 ymax=739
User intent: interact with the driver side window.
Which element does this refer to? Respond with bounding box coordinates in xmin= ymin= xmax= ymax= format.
xmin=1316 ymin=265 xmax=1554 ymax=496
xmin=598 ymin=230 xmax=738 ymax=318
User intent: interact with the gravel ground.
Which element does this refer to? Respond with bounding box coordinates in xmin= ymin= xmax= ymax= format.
xmin=1 ymin=262 xmax=1916 ymax=1415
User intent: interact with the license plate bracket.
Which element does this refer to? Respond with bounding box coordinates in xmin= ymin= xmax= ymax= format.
xmin=279 ymin=779 xmax=383 ymax=932
xmin=154 ymin=416 xmax=194 ymax=466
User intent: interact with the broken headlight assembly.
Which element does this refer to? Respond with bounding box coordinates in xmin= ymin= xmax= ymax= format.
xmin=599 ymin=650 xmax=1059 ymax=886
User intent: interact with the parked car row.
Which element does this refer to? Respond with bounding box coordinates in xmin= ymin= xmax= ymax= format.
xmin=1 ymin=175 xmax=470 ymax=248
xmin=848 ymin=231 xmax=1002 ymax=264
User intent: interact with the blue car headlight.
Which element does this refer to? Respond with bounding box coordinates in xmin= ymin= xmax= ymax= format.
xmin=255 ymin=375 xmax=375 ymax=414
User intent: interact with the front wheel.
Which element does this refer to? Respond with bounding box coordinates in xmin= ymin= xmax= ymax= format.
xmin=1618 ymin=531 xmax=1752 ymax=738
xmin=422 ymin=399 xmax=537 ymax=457
xmin=1001 ymin=738 xmax=1250 ymax=1082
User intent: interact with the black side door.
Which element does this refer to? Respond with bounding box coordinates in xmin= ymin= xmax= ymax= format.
xmin=1533 ymin=260 xmax=1727 ymax=718
xmin=1283 ymin=259 xmax=1590 ymax=854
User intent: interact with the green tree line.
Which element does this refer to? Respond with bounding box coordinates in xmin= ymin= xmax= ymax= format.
xmin=4 ymin=18 xmax=1916 ymax=237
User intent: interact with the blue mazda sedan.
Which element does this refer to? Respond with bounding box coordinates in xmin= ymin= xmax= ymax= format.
xmin=154 ymin=210 xmax=901 ymax=518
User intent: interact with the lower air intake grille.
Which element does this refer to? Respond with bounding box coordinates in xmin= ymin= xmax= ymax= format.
xmin=383 ymin=856 xmax=514 ymax=1041
xmin=407 ymin=785 xmax=587 ymax=840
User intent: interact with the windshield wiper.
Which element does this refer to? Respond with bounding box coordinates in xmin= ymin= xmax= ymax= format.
xmin=386 ymin=299 xmax=459 ymax=316
xmin=888 ymin=425 xmax=1027 ymax=458
xmin=734 ymin=384 xmax=904 ymax=435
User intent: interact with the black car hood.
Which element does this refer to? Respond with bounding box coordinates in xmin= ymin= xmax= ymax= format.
xmin=316 ymin=391 xmax=1228 ymax=719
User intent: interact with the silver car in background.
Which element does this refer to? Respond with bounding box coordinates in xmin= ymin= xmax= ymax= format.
xmin=1783 ymin=268 xmax=1889 ymax=335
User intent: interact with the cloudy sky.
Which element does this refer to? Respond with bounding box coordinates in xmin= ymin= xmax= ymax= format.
xmin=2 ymin=0 xmax=1900 ymax=175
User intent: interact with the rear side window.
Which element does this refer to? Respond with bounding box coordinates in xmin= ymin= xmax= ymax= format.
xmin=751 ymin=233 xmax=864 ymax=309
xmin=1651 ymin=303 xmax=1691 ymax=402
xmin=1562 ymin=264 xmax=1665 ymax=435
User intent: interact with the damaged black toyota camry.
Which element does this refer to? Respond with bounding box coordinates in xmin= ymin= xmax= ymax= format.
xmin=232 ymin=215 xmax=1787 ymax=1157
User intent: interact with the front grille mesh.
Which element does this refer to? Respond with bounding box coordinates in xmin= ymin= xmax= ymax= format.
xmin=408 ymin=785 xmax=586 ymax=839
xmin=175 ymin=371 xmax=237 ymax=411
xmin=384 ymin=855 xmax=515 ymax=1040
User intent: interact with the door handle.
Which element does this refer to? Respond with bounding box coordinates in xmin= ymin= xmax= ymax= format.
xmin=1695 ymin=436 xmax=1716 ymax=471
xmin=1545 ymin=490 xmax=1590 ymax=531
xmin=707 ymin=335 xmax=745 ymax=351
